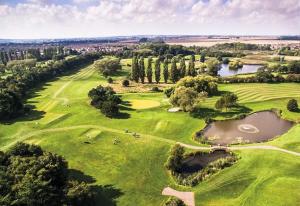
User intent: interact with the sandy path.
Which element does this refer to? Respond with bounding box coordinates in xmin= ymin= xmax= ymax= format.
xmin=162 ymin=187 xmax=195 ymax=206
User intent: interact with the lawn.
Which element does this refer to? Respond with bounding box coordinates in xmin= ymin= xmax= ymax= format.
xmin=0 ymin=63 xmax=300 ymax=205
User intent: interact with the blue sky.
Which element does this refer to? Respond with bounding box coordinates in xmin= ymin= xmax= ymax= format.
xmin=0 ymin=0 xmax=299 ymax=39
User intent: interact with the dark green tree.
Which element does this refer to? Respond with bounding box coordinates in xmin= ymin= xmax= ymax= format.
xmin=147 ymin=57 xmax=153 ymax=83
xmin=200 ymin=53 xmax=206 ymax=63
xmin=163 ymin=58 xmax=169 ymax=83
xmin=165 ymin=144 xmax=185 ymax=173
xmin=170 ymin=58 xmax=178 ymax=83
xmin=139 ymin=57 xmax=145 ymax=83
xmin=179 ymin=58 xmax=186 ymax=78
xmin=287 ymin=99 xmax=298 ymax=112
xmin=155 ymin=59 xmax=161 ymax=84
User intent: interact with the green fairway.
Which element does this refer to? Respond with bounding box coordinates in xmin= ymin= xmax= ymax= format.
xmin=1 ymin=63 xmax=300 ymax=205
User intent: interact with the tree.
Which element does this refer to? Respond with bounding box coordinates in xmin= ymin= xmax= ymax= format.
xmin=200 ymin=53 xmax=206 ymax=63
xmin=170 ymin=86 xmax=206 ymax=112
xmin=94 ymin=57 xmax=121 ymax=77
xmin=215 ymin=93 xmax=238 ymax=111
xmin=206 ymin=58 xmax=220 ymax=76
xmin=0 ymin=143 xmax=98 ymax=206
xmin=139 ymin=57 xmax=145 ymax=83
xmin=179 ymin=58 xmax=186 ymax=78
xmin=0 ymin=90 xmax=24 ymax=121
xmin=187 ymin=57 xmax=196 ymax=76
xmin=100 ymin=101 xmax=119 ymax=118
xmin=176 ymin=76 xmax=218 ymax=96
xmin=287 ymin=99 xmax=298 ymax=112
xmin=170 ymin=58 xmax=178 ymax=83
xmin=146 ymin=57 xmax=153 ymax=83
xmin=88 ymin=85 xmax=121 ymax=117
xmin=163 ymin=58 xmax=169 ymax=83
xmin=155 ymin=59 xmax=161 ymax=83
xmin=66 ymin=181 xmax=95 ymax=206
xmin=165 ymin=144 xmax=185 ymax=172
xmin=131 ymin=56 xmax=139 ymax=83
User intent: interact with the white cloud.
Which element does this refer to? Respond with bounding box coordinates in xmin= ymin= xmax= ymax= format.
xmin=0 ymin=0 xmax=300 ymax=38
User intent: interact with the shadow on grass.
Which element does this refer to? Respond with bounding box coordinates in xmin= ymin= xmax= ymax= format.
xmin=190 ymin=105 xmax=252 ymax=119
xmin=0 ymin=105 xmax=46 ymax=125
xmin=69 ymin=169 xmax=124 ymax=206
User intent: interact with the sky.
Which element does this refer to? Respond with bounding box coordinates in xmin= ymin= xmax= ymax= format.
xmin=0 ymin=0 xmax=300 ymax=39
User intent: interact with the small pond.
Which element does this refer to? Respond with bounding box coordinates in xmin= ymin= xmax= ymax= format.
xmin=218 ymin=64 xmax=262 ymax=77
xmin=179 ymin=150 xmax=232 ymax=174
xmin=202 ymin=111 xmax=294 ymax=145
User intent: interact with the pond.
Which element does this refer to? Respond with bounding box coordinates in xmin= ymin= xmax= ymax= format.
xmin=179 ymin=150 xmax=232 ymax=174
xmin=202 ymin=111 xmax=294 ymax=145
xmin=218 ymin=64 xmax=262 ymax=77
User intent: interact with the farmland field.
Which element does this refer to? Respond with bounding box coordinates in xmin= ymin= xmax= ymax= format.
xmin=1 ymin=62 xmax=300 ymax=206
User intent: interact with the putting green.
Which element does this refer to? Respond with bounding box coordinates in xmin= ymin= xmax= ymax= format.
xmin=130 ymin=99 xmax=161 ymax=109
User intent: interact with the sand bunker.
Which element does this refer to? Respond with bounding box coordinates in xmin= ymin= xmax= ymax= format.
xmin=130 ymin=99 xmax=160 ymax=109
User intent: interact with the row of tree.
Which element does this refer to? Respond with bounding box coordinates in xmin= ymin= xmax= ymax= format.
xmin=0 ymin=53 xmax=100 ymax=120
xmin=131 ymin=55 xmax=199 ymax=84
xmin=0 ymin=46 xmax=68 ymax=65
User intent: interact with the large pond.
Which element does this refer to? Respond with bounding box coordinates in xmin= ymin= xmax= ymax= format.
xmin=218 ymin=64 xmax=262 ymax=77
xmin=179 ymin=150 xmax=232 ymax=174
xmin=202 ymin=111 xmax=294 ymax=145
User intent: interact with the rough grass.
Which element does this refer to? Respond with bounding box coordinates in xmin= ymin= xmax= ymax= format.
xmin=0 ymin=63 xmax=300 ymax=205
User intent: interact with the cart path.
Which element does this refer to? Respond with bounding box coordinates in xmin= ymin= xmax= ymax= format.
xmin=162 ymin=187 xmax=195 ymax=206
xmin=3 ymin=124 xmax=300 ymax=157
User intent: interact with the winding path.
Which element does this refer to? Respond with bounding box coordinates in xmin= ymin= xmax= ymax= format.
xmin=3 ymin=124 xmax=300 ymax=157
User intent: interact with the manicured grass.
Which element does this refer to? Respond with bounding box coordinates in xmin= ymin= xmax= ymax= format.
xmin=1 ymin=63 xmax=300 ymax=205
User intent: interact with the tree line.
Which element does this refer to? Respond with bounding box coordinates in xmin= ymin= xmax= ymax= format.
xmin=0 ymin=46 xmax=73 ymax=65
xmin=0 ymin=53 xmax=100 ymax=121
xmin=131 ymin=55 xmax=200 ymax=84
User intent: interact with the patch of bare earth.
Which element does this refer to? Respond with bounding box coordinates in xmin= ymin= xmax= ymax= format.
xmin=162 ymin=187 xmax=195 ymax=206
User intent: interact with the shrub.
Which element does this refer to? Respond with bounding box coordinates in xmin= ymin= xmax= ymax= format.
xmin=164 ymin=197 xmax=186 ymax=206
xmin=287 ymin=99 xmax=298 ymax=112
xmin=122 ymin=79 xmax=130 ymax=87
xmin=164 ymin=87 xmax=175 ymax=98
xmin=107 ymin=77 xmax=113 ymax=83
xmin=151 ymin=86 xmax=162 ymax=92
xmin=165 ymin=144 xmax=185 ymax=172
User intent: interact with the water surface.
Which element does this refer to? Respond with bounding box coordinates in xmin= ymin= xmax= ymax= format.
xmin=218 ymin=64 xmax=262 ymax=77
xmin=179 ymin=150 xmax=231 ymax=174
xmin=203 ymin=111 xmax=294 ymax=145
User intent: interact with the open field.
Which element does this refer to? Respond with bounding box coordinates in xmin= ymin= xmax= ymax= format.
xmin=1 ymin=62 xmax=300 ymax=205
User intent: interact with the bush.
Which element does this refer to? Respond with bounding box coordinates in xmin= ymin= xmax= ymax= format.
xmin=122 ymin=79 xmax=130 ymax=87
xmin=151 ymin=86 xmax=162 ymax=92
xmin=164 ymin=197 xmax=186 ymax=206
xmin=287 ymin=99 xmax=298 ymax=112
xmin=107 ymin=77 xmax=113 ymax=84
xmin=164 ymin=87 xmax=175 ymax=98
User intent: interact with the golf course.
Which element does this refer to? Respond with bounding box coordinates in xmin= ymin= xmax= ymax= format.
xmin=1 ymin=57 xmax=300 ymax=206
